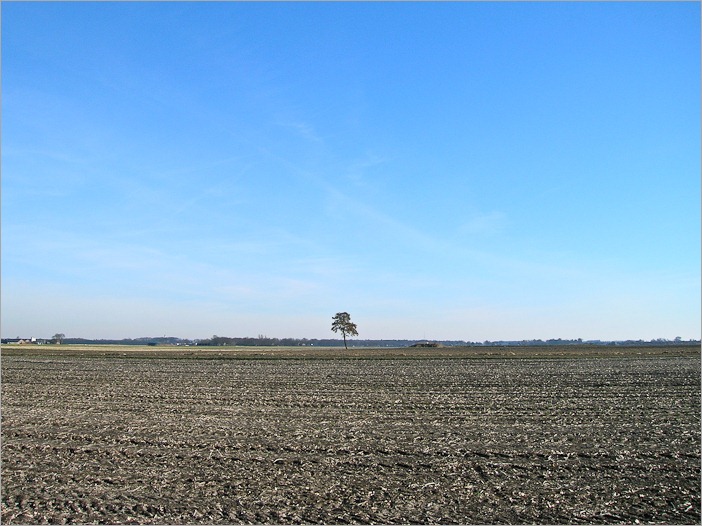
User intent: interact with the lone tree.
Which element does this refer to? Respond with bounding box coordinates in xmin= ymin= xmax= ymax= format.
xmin=331 ymin=312 xmax=358 ymax=350
xmin=52 ymin=333 xmax=65 ymax=344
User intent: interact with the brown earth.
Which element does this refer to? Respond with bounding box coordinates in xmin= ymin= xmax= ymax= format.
xmin=1 ymin=345 xmax=700 ymax=524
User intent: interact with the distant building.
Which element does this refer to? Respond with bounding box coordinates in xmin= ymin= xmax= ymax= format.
xmin=1 ymin=337 xmax=46 ymax=345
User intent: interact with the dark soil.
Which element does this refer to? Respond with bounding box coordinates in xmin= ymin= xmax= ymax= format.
xmin=1 ymin=347 xmax=699 ymax=524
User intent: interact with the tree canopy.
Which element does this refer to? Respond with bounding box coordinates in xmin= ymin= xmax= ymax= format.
xmin=331 ymin=312 xmax=358 ymax=350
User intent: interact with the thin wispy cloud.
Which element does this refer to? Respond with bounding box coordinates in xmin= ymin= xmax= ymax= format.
xmin=458 ymin=211 xmax=509 ymax=237
xmin=276 ymin=120 xmax=325 ymax=145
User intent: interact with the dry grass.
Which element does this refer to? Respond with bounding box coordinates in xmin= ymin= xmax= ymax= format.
xmin=2 ymin=343 xmax=698 ymax=360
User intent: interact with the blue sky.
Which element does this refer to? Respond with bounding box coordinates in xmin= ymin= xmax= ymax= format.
xmin=2 ymin=1 xmax=700 ymax=341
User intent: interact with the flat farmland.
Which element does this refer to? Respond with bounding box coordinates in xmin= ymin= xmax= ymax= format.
xmin=1 ymin=346 xmax=700 ymax=524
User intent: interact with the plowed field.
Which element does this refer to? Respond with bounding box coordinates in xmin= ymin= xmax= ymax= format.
xmin=2 ymin=346 xmax=699 ymax=524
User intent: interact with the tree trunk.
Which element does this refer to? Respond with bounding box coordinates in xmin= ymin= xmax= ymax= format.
xmin=343 ymin=332 xmax=347 ymax=350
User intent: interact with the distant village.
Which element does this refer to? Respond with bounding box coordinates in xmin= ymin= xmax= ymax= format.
xmin=3 ymin=337 xmax=54 ymax=345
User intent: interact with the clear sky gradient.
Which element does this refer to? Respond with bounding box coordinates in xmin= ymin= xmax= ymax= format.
xmin=2 ymin=2 xmax=700 ymax=341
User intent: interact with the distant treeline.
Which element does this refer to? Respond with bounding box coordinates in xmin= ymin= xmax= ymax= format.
xmin=42 ymin=336 xmax=700 ymax=347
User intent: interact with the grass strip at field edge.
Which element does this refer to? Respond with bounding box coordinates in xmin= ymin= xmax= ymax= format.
xmin=1 ymin=344 xmax=699 ymax=361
